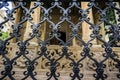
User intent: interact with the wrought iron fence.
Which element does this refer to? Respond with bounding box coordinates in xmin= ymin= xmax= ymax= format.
xmin=0 ymin=0 xmax=120 ymax=80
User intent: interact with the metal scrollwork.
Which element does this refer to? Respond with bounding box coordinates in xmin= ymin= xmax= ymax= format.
xmin=0 ymin=0 xmax=120 ymax=80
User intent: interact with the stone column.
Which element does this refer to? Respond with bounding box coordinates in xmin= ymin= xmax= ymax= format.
xmin=41 ymin=21 xmax=47 ymax=41
xmin=99 ymin=23 xmax=105 ymax=44
xmin=9 ymin=3 xmax=22 ymax=42
xmin=23 ymin=2 xmax=40 ymax=45
xmin=92 ymin=2 xmax=106 ymax=45
xmin=73 ymin=38 xmax=76 ymax=46
xmin=81 ymin=2 xmax=97 ymax=44
xmin=72 ymin=16 xmax=77 ymax=46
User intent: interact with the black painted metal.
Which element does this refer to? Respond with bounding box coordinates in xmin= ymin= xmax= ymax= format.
xmin=0 ymin=0 xmax=120 ymax=80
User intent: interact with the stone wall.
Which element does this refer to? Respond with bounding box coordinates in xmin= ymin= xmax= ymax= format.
xmin=0 ymin=43 xmax=120 ymax=80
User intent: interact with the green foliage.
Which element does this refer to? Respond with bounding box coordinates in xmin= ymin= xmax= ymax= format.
xmin=106 ymin=8 xmax=116 ymax=24
xmin=0 ymin=31 xmax=9 ymax=40
xmin=105 ymin=8 xmax=119 ymax=46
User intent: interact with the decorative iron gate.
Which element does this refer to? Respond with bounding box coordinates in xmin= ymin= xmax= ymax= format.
xmin=0 ymin=0 xmax=120 ymax=80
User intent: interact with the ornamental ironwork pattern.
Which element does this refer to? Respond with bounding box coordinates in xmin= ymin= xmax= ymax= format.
xmin=0 ymin=0 xmax=120 ymax=80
